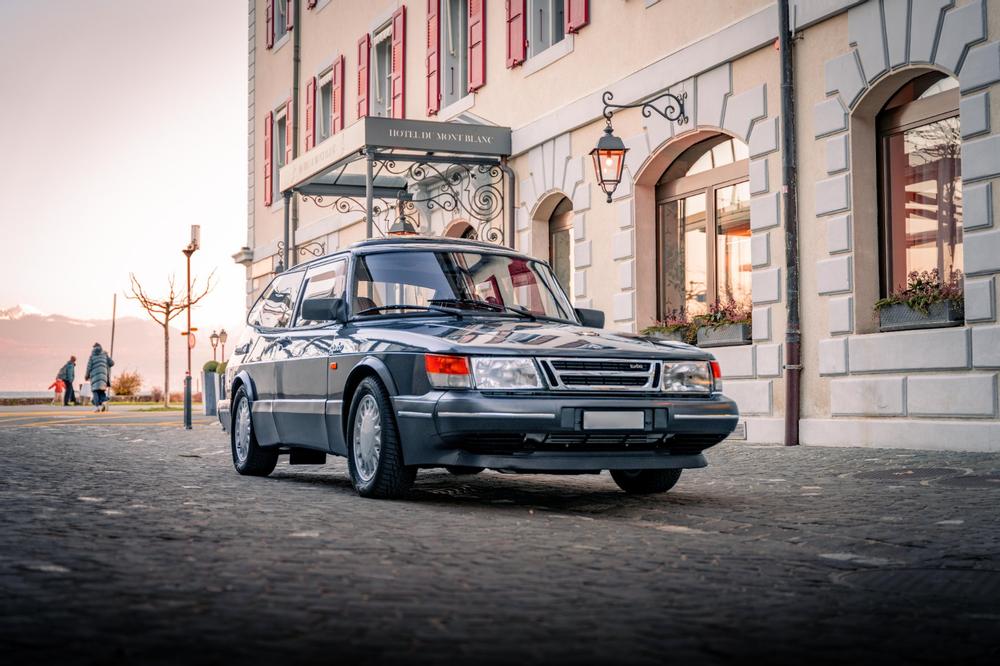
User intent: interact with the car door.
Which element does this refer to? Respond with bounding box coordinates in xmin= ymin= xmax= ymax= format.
xmin=273 ymin=257 xmax=349 ymax=450
xmin=247 ymin=269 xmax=305 ymax=446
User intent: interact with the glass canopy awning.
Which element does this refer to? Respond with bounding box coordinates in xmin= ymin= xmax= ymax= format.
xmin=276 ymin=117 xmax=514 ymax=267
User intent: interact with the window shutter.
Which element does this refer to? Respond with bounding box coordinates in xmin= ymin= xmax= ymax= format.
xmin=263 ymin=111 xmax=273 ymax=207
xmin=285 ymin=98 xmax=293 ymax=165
xmin=305 ymin=77 xmax=316 ymax=150
xmin=391 ymin=6 xmax=407 ymax=119
xmin=265 ymin=0 xmax=274 ymax=49
xmin=332 ymin=55 xmax=345 ymax=133
xmin=565 ymin=0 xmax=589 ymax=33
xmin=357 ymin=34 xmax=370 ymax=119
xmin=426 ymin=0 xmax=440 ymax=115
xmin=468 ymin=0 xmax=486 ymax=91
xmin=286 ymin=0 xmax=294 ymax=30
xmin=505 ymin=0 xmax=526 ymax=68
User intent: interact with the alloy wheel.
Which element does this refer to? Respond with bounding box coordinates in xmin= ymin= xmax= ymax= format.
xmin=352 ymin=394 xmax=382 ymax=483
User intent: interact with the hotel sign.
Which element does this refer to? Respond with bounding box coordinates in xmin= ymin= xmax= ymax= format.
xmin=365 ymin=117 xmax=511 ymax=156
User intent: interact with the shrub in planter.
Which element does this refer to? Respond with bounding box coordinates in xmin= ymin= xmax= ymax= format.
xmin=874 ymin=269 xmax=964 ymax=332
xmin=695 ymin=300 xmax=753 ymax=348
xmin=203 ymin=360 xmax=220 ymax=373
xmin=641 ymin=310 xmax=698 ymax=344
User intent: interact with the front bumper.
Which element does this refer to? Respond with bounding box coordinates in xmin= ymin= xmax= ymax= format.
xmin=393 ymin=390 xmax=738 ymax=471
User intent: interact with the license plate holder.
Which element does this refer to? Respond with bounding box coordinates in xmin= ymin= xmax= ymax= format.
xmin=582 ymin=411 xmax=645 ymax=430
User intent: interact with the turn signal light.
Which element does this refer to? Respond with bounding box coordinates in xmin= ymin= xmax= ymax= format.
xmin=710 ymin=361 xmax=722 ymax=379
xmin=425 ymin=354 xmax=472 ymax=388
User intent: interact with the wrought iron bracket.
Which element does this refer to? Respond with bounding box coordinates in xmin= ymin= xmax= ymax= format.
xmin=277 ymin=239 xmax=327 ymax=260
xmin=601 ymin=90 xmax=688 ymax=125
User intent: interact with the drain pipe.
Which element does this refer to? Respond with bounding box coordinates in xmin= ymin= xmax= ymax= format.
xmin=779 ymin=0 xmax=801 ymax=446
xmin=286 ymin=0 xmax=302 ymax=269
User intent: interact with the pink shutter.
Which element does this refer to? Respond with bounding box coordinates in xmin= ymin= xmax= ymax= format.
xmin=505 ymin=0 xmax=526 ymax=68
xmin=565 ymin=0 xmax=589 ymax=33
xmin=391 ymin=6 xmax=406 ymax=119
xmin=305 ymin=77 xmax=316 ymax=149
xmin=285 ymin=0 xmax=294 ymax=30
xmin=468 ymin=0 xmax=486 ymax=90
xmin=332 ymin=55 xmax=345 ymax=133
xmin=426 ymin=0 xmax=440 ymax=115
xmin=284 ymin=98 xmax=293 ymax=165
xmin=265 ymin=0 xmax=274 ymax=49
xmin=263 ymin=111 xmax=273 ymax=207
xmin=357 ymin=34 xmax=370 ymax=119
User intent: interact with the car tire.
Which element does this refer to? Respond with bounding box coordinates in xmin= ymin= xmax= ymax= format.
xmin=610 ymin=469 xmax=682 ymax=494
xmin=347 ymin=377 xmax=416 ymax=499
xmin=231 ymin=387 xmax=278 ymax=477
xmin=445 ymin=466 xmax=484 ymax=476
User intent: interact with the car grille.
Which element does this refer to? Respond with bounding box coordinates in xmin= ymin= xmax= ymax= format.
xmin=456 ymin=433 xmax=724 ymax=455
xmin=540 ymin=358 xmax=660 ymax=392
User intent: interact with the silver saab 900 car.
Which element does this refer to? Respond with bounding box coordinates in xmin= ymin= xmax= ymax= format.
xmin=218 ymin=237 xmax=738 ymax=499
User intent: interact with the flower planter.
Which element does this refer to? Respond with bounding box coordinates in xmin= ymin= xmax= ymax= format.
xmin=878 ymin=301 xmax=963 ymax=332
xmin=202 ymin=371 xmax=218 ymax=416
xmin=646 ymin=329 xmax=687 ymax=343
xmin=697 ymin=323 xmax=752 ymax=348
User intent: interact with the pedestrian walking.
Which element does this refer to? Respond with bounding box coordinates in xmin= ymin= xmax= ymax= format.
xmin=48 ymin=378 xmax=65 ymax=405
xmin=56 ymin=355 xmax=77 ymax=406
xmin=85 ymin=343 xmax=114 ymax=412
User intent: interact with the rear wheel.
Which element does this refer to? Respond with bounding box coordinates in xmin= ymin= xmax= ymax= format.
xmin=347 ymin=377 xmax=416 ymax=499
xmin=610 ymin=469 xmax=682 ymax=494
xmin=231 ymin=387 xmax=278 ymax=476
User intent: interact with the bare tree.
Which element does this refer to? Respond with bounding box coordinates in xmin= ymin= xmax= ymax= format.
xmin=127 ymin=272 xmax=215 ymax=408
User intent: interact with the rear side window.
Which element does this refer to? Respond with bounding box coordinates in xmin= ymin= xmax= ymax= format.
xmin=296 ymin=258 xmax=348 ymax=326
xmin=247 ymin=271 xmax=305 ymax=329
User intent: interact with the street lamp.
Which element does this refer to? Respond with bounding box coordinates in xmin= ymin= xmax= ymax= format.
xmin=219 ymin=329 xmax=228 ymax=360
xmin=388 ymin=197 xmax=418 ymax=236
xmin=181 ymin=225 xmax=200 ymax=430
xmin=209 ymin=330 xmax=220 ymax=362
xmin=591 ymin=90 xmax=688 ymax=202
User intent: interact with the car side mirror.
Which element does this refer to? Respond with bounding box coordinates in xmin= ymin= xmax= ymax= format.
xmin=575 ymin=308 xmax=605 ymax=329
xmin=301 ymin=297 xmax=348 ymax=324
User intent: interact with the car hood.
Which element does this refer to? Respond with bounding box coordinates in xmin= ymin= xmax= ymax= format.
xmin=352 ymin=317 xmax=711 ymax=360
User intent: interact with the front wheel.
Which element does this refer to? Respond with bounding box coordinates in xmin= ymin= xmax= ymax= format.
xmin=230 ymin=387 xmax=278 ymax=476
xmin=347 ymin=377 xmax=416 ymax=499
xmin=610 ymin=469 xmax=682 ymax=494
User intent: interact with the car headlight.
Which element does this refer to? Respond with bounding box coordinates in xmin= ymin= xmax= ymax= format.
xmin=661 ymin=361 xmax=714 ymax=394
xmin=470 ymin=357 xmax=542 ymax=390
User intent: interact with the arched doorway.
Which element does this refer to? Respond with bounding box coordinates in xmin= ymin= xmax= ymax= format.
xmin=444 ymin=219 xmax=478 ymax=240
xmin=547 ymin=197 xmax=574 ymax=295
xmin=654 ymin=134 xmax=751 ymax=317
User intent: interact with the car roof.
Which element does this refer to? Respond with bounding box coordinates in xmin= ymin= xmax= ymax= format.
xmin=291 ymin=236 xmax=530 ymax=271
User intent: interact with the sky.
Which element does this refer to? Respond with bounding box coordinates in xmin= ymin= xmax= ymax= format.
xmin=0 ymin=0 xmax=247 ymax=337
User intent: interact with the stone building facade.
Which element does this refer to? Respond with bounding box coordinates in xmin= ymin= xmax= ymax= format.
xmin=241 ymin=0 xmax=1000 ymax=451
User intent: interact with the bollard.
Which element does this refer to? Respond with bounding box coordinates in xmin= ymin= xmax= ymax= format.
xmin=183 ymin=373 xmax=192 ymax=430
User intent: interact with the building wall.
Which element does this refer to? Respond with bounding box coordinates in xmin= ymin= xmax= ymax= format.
xmin=244 ymin=0 xmax=1000 ymax=450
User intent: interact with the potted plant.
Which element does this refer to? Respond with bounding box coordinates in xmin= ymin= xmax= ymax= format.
xmin=641 ymin=310 xmax=697 ymax=344
xmin=875 ymin=269 xmax=964 ymax=332
xmin=695 ymin=300 xmax=753 ymax=348
xmin=202 ymin=360 xmax=220 ymax=416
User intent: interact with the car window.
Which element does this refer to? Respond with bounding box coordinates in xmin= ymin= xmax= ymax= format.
xmin=296 ymin=258 xmax=348 ymax=326
xmin=247 ymin=271 xmax=304 ymax=329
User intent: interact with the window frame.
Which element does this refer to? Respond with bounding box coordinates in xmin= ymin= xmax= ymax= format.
xmin=655 ymin=160 xmax=750 ymax=319
xmin=272 ymin=106 xmax=288 ymax=206
xmin=317 ymin=71 xmax=333 ymax=143
xmin=370 ymin=22 xmax=394 ymax=118
xmin=247 ymin=269 xmax=306 ymax=330
xmin=527 ymin=0 xmax=565 ymax=59
xmin=293 ymin=256 xmax=350 ymax=327
xmin=876 ymin=80 xmax=961 ymax=297
xmin=441 ymin=0 xmax=470 ymax=108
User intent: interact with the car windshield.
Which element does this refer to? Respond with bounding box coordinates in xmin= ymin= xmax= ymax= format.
xmin=352 ymin=250 xmax=577 ymax=322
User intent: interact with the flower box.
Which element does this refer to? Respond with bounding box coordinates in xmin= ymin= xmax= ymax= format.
xmin=646 ymin=329 xmax=687 ymax=343
xmin=697 ymin=323 xmax=752 ymax=348
xmin=878 ymin=301 xmax=963 ymax=332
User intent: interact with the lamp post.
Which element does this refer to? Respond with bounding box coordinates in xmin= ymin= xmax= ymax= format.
xmin=219 ymin=329 xmax=228 ymax=360
xmin=388 ymin=196 xmax=418 ymax=236
xmin=181 ymin=225 xmax=200 ymax=430
xmin=591 ymin=90 xmax=688 ymax=202
xmin=209 ymin=330 xmax=219 ymax=362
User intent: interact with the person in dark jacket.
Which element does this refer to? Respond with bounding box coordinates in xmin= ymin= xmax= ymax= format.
xmin=56 ymin=356 xmax=77 ymax=406
xmin=85 ymin=343 xmax=114 ymax=412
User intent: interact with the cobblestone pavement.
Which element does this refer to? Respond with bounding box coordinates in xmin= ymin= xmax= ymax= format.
xmin=1 ymin=417 xmax=999 ymax=665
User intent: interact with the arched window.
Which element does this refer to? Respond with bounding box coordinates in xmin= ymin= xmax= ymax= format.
xmin=655 ymin=135 xmax=751 ymax=316
xmin=548 ymin=197 xmax=574 ymax=295
xmin=877 ymin=72 xmax=961 ymax=293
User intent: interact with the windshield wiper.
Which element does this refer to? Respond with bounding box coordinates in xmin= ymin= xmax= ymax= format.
xmin=428 ymin=298 xmax=536 ymax=320
xmin=356 ymin=304 xmax=464 ymax=318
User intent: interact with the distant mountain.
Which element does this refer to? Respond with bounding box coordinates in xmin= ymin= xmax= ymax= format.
xmin=0 ymin=306 xmax=221 ymax=394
